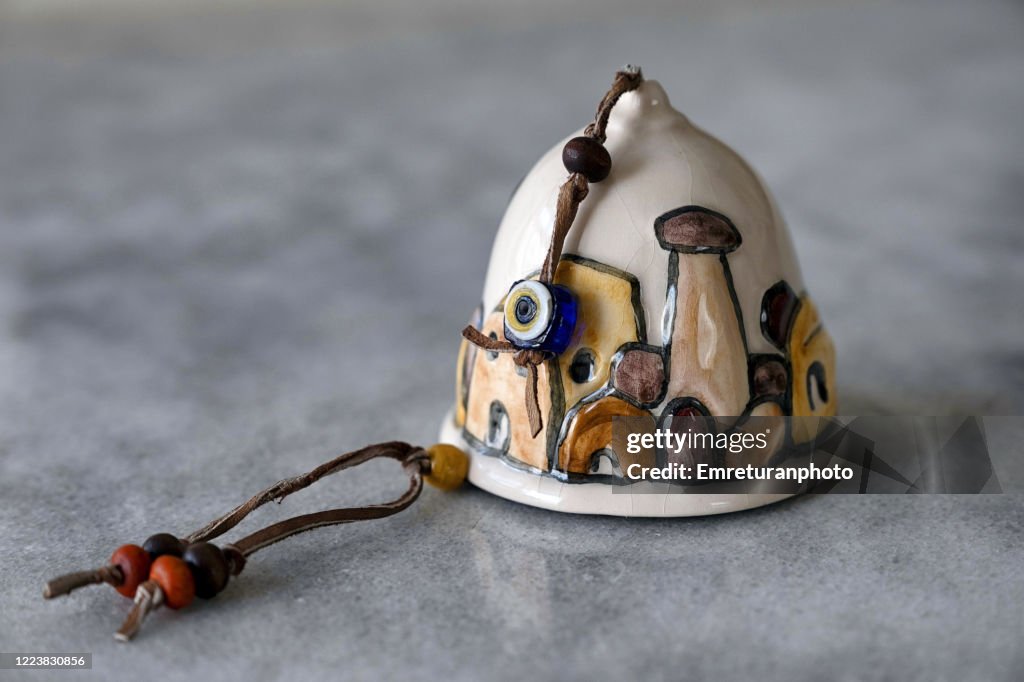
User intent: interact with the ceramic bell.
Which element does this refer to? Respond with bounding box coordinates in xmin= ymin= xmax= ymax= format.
xmin=440 ymin=78 xmax=837 ymax=516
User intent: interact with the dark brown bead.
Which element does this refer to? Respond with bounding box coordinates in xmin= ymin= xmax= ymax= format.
xmin=183 ymin=542 xmax=230 ymax=599
xmin=142 ymin=533 xmax=185 ymax=560
xmin=562 ymin=136 xmax=611 ymax=182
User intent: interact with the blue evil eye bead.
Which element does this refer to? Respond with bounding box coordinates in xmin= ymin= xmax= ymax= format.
xmin=502 ymin=280 xmax=577 ymax=354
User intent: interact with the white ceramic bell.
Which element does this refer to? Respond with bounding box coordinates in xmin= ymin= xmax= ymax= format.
xmin=440 ymin=79 xmax=836 ymax=516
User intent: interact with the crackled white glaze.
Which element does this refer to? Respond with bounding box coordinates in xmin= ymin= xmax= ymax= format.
xmin=480 ymin=80 xmax=804 ymax=353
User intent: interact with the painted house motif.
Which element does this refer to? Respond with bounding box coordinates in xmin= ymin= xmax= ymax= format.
xmin=453 ymin=203 xmax=836 ymax=482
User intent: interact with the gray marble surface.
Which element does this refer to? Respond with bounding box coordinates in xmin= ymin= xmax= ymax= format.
xmin=1 ymin=0 xmax=1022 ymax=680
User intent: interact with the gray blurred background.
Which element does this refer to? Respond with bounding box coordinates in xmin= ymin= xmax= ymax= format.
xmin=1 ymin=1 xmax=1022 ymax=680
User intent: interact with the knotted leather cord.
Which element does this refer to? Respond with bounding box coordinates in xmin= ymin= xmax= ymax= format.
xmin=43 ymin=441 xmax=433 ymax=641
xmin=187 ymin=441 xmax=429 ymax=560
xmin=44 ymin=442 xmax=430 ymax=600
xmin=462 ymin=66 xmax=644 ymax=437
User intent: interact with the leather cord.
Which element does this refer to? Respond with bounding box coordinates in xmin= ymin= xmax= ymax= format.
xmin=186 ymin=441 xmax=430 ymax=560
xmin=462 ymin=66 xmax=643 ymax=438
xmin=43 ymin=441 xmax=434 ymax=642
xmin=460 ymin=325 xmax=549 ymax=436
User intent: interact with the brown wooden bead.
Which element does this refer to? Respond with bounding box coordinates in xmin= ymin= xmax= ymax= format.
xmin=142 ymin=533 xmax=185 ymax=559
xmin=149 ymin=555 xmax=195 ymax=609
xmin=183 ymin=542 xmax=229 ymax=599
xmin=109 ymin=544 xmax=151 ymax=598
xmin=562 ymin=136 xmax=611 ymax=182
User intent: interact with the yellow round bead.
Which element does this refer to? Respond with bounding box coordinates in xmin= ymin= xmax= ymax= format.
xmin=425 ymin=444 xmax=469 ymax=491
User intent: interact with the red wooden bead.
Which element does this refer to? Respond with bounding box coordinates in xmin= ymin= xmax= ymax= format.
xmin=149 ymin=555 xmax=195 ymax=609
xmin=110 ymin=544 xmax=151 ymax=598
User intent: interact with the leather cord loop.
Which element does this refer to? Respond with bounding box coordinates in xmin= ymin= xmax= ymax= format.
xmin=42 ymin=441 xmax=433 ymax=643
xmin=186 ymin=441 xmax=430 ymax=560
